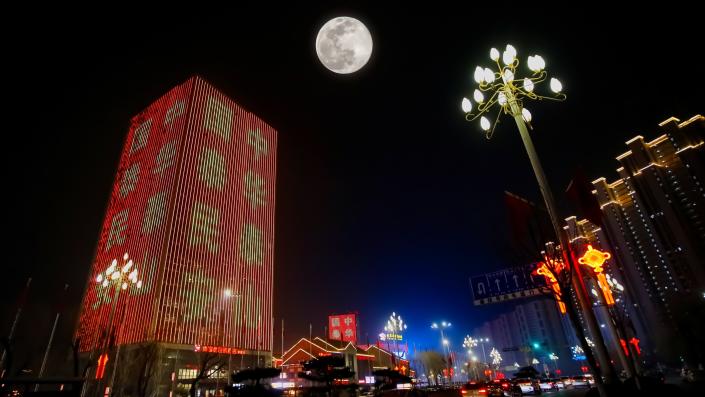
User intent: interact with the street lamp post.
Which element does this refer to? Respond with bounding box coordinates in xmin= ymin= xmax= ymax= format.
xmin=465 ymin=336 xmax=488 ymax=364
xmin=431 ymin=322 xmax=451 ymax=384
xmin=460 ymin=44 xmax=617 ymax=394
xmin=94 ymin=253 xmax=142 ymax=397
xmin=385 ymin=312 xmax=407 ymax=359
xmin=549 ymin=353 xmax=559 ymax=375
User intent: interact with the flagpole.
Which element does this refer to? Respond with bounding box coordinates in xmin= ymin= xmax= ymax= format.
xmin=1 ymin=277 xmax=32 ymax=369
xmin=35 ymin=284 xmax=68 ymax=391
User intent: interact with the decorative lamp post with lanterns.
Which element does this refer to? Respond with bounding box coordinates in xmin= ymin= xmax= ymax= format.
xmin=93 ymin=253 xmax=142 ymax=397
xmin=385 ymin=312 xmax=407 ymax=359
xmin=459 ymin=45 xmax=616 ymax=395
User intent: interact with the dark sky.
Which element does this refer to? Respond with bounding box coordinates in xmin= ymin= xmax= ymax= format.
xmin=2 ymin=3 xmax=703 ymax=369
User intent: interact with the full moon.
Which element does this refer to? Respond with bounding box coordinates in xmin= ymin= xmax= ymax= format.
xmin=315 ymin=17 xmax=373 ymax=74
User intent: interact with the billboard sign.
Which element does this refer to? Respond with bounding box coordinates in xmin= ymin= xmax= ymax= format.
xmin=470 ymin=263 xmax=548 ymax=306
xmin=329 ymin=313 xmax=357 ymax=342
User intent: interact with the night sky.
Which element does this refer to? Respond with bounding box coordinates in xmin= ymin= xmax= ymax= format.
xmin=2 ymin=3 xmax=703 ymax=368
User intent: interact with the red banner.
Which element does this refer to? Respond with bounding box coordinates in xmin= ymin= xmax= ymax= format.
xmin=328 ymin=313 xmax=357 ymax=342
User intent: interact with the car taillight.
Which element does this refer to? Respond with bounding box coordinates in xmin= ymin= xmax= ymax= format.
xmin=461 ymin=391 xmax=467 ymax=394
xmin=478 ymin=389 xmax=486 ymax=394
xmin=501 ymin=383 xmax=508 ymax=388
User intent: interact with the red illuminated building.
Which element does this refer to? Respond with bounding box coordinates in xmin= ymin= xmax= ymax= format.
xmin=75 ymin=76 xmax=276 ymax=392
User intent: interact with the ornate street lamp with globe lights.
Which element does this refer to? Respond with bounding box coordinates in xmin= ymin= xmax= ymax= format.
xmin=549 ymin=353 xmax=559 ymax=373
xmin=490 ymin=348 xmax=502 ymax=368
xmin=461 ymin=44 xmax=565 ymax=139
xmin=431 ymin=322 xmax=451 ymax=384
xmin=460 ymin=46 xmax=616 ymax=393
xmin=94 ymin=253 xmax=142 ymax=397
xmin=385 ymin=312 xmax=407 ymax=358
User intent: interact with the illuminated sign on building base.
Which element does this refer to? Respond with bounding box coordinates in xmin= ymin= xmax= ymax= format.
xmin=194 ymin=345 xmax=246 ymax=355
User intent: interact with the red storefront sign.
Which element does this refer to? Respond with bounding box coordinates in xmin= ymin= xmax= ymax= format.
xmin=194 ymin=344 xmax=246 ymax=355
xmin=328 ymin=314 xmax=357 ymax=342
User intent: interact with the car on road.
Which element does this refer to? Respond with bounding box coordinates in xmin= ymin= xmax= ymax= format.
xmin=559 ymin=376 xmax=572 ymax=387
xmin=461 ymin=381 xmax=499 ymax=397
xmin=548 ymin=378 xmax=565 ymax=390
xmin=537 ymin=378 xmax=554 ymax=392
xmin=513 ymin=378 xmax=541 ymax=395
xmin=570 ymin=375 xmax=590 ymax=388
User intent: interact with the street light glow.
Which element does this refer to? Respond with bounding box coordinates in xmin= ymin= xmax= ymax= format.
xmin=480 ymin=116 xmax=491 ymax=131
xmin=502 ymin=44 xmax=517 ymax=65
xmin=473 ymin=89 xmax=484 ymax=103
xmin=522 ymin=108 xmax=532 ymax=123
xmin=527 ymin=55 xmax=546 ymax=72
xmin=502 ymin=69 xmax=514 ymax=83
xmin=474 ymin=66 xmax=485 ymax=83
xmin=462 ymin=97 xmax=473 ymax=113
xmin=483 ymin=68 xmax=495 ymax=83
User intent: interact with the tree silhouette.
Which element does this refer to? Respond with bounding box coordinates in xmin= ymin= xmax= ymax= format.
xmin=189 ymin=352 xmax=225 ymax=397
xmin=416 ymin=350 xmax=446 ymax=382
xmin=231 ymin=367 xmax=281 ymax=386
xmin=372 ymin=369 xmax=412 ymax=392
xmin=226 ymin=367 xmax=282 ymax=397
xmin=298 ymin=355 xmax=355 ymax=397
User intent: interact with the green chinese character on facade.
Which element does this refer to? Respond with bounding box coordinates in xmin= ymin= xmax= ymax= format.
xmin=130 ymin=119 xmax=152 ymax=154
xmin=181 ymin=267 xmax=215 ymax=321
xmin=247 ymin=129 xmax=268 ymax=158
xmin=106 ymin=209 xmax=129 ymax=251
xmin=203 ymin=96 xmax=232 ymax=141
xmin=198 ymin=148 xmax=227 ymax=190
xmin=244 ymin=171 xmax=266 ymax=207
xmin=92 ymin=283 xmax=113 ymax=309
xmin=154 ymin=141 xmax=176 ymax=174
xmin=164 ymin=100 xmax=185 ymax=126
xmin=239 ymin=223 xmax=263 ymax=264
xmin=189 ymin=202 xmax=219 ymax=253
xmin=142 ymin=191 xmax=166 ymax=233
xmin=120 ymin=163 xmax=140 ymax=197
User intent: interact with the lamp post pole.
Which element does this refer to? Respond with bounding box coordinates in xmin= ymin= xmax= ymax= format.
xmin=431 ymin=322 xmax=451 ymax=385
xmin=93 ymin=254 xmax=142 ymax=397
xmin=480 ymin=339 xmax=488 ymax=365
xmin=461 ymin=45 xmax=619 ymax=395
xmin=507 ymin=91 xmax=617 ymax=385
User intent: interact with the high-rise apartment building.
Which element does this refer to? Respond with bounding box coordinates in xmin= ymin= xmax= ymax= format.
xmin=591 ymin=115 xmax=704 ymax=364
